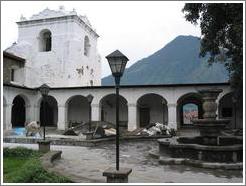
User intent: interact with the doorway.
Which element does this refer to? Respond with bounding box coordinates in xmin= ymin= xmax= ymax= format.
xmin=11 ymin=95 xmax=26 ymax=127
xmin=140 ymin=107 xmax=150 ymax=127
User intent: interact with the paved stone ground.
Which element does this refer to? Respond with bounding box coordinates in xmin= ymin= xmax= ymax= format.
xmin=3 ymin=142 xmax=243 ymax=183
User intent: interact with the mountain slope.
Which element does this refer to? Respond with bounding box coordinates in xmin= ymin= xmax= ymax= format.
xmin=102 ymin=35 xmax=229 ymax=85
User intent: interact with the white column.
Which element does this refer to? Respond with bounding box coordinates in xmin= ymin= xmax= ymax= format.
xmin=25 ymin=104 xmax=34 ymax=123
xmin=5 ymin=104 xmax=12 ymax=130
xmin=57 ymin=104 xmax=67 ymax=130
xmin=128 ymin=103 xmax=137 ymax=131
xmin=91 ymin=104 xmax=100 ymax=121
xmin=167 ymin=103 xmax=177 ymax=130
xmin=34 ymin=104 xmax=40 ymax=122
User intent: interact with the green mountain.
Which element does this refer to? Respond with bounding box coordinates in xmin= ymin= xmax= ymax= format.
xmin=102 ymin=35 xmax=229 ymax=85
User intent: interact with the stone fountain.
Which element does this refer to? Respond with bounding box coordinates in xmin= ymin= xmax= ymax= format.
xmin=193 ymin=89 xmax=229 ymax=137
xmin=156 ymin=89 xmax=243 ymax=169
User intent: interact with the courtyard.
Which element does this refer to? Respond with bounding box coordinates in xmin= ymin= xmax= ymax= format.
xmin=3 ymin=141 xmax=243 ymax=183
xmin=2 ymin=1 xmax=244 ymax=185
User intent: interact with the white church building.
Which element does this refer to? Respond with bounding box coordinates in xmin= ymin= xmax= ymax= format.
xmin=3 ymin=7 xmax=242 ymax=133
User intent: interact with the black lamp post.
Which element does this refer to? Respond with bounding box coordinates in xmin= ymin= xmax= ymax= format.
xmin=39 ymin=83 xmax=50 ymax=141
xmin=87 ymin=94 xmax=94 ymax=132
xmin=106 ymin=50 xmax=128 ymax=171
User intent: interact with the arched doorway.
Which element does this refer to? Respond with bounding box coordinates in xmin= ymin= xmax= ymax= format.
xmin=219 ymin=92 xmax=234 ymax=128
xmin=100 ymin=94 xmax=128 ymax=130
xmin=66 ymin=95 xmax=90 ymax=127
xmin=177 ymin=93 xmax=203 ymax=128
xmin=40 ymin=96 xmax=58 ymax=127
xmin=11 ymin=95 xmax=26 ymax=127
xmin=137 ymin=94 xmax=168 ymax=128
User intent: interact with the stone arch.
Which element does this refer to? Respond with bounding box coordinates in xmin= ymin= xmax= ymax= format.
xmin=99 ymin=94 xmax=128 ymax=131
xmin=137 ymin=93 xmax=168 ymax=128
xmin=218 ymin=92 xmax=235 ymax=128
xmin=39 ymin=29 xmax=52 ymax=52
xmin=84 ymin=35 xmax=90 ymax=56
xmin=11 ymin=94 xmax=30 ymax=127
xmin=176 ymin=93 xmax=203 ymax=128
xmin=39 ymin=95 xmax=58 ymax=127
xmin=65 ymin=95 xmax=90 ymax=127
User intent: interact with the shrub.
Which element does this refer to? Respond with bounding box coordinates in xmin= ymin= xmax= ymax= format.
xmin=5 ymin=158 xmax=71 ymax=183
xmin=3 ymin=147 xmax=41 ymax=158
xmin=4 ymin=147 xmax=72 ymax=183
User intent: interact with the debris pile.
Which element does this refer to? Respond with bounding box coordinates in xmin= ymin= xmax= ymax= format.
xmin=93 ymin=124 xmax=117 ymax=138
xmin=63 ymin=121 xmax=176 ymax=138
xmin=137 ymin=123 xmax=176 ymax=136
xmin=63 ymin=121 xmax=116 ymax=138
xmin=104 ymin=127 xmax=116 ymax=136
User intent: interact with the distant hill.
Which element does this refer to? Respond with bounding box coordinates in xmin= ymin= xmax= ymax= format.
xmin=102 ymin=35 xmax=229 ymax=85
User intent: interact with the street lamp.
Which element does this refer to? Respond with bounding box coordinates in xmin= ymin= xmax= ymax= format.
xmin=39 ymin=83 xmax=50 ymax=141
xmin=106 ymin=50 xmax=128 ymax=171
xmin=86 ymin=94 xmax=94 ymax=132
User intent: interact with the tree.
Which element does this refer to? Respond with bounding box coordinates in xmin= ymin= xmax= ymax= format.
xmin=182 ymin=3 xmax=243 ymax=100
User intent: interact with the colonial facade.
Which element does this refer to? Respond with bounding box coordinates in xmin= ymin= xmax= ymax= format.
xmin=3 ymin=7 xmax=242 ymax=133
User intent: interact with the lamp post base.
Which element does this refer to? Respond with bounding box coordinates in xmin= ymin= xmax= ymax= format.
xmin=37 ymin=140 xmax=51 ymax=153
xmin=83 ymin=131 xmax=94 ymax=140
xmin=103 ymin=167 xmax=132 ymax=183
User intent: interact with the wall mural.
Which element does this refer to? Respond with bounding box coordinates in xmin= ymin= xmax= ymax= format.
xmin=183 ymin=103 xmax=198 ymax=124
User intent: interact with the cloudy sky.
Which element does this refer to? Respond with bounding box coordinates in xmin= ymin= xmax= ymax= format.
xmin=1 ymin=1 xmax=201 ymax=77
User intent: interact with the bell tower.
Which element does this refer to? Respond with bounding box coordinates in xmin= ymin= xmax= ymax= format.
xmin=6 ymin=7 xmax=101 ymax=87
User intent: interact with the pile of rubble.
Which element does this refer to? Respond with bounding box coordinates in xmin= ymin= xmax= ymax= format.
xmin=63 ymin=121 xmax=117 ymax=138
xmin=137 ymin=122 xmax=176 ymax=136
xmin=63 ymin=121 xmax=176 ymax=138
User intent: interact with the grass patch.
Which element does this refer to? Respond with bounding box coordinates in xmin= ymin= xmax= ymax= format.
xmin=3 ymin=147 xmax=72 ymax=183
xmin=3 ymin=157 xmax=29 ymax=175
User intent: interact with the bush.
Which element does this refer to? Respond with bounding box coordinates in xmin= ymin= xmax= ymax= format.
xmin=5 ymin=158 xmax=71 ymax=183
xmin=3 ymin=147 xmax=72 ymax=183
xmin=3 ymin=147 xmax=41 ymax=158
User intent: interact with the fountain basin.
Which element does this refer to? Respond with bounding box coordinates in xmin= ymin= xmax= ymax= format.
xmin=192 ymin=119 xmax=230 ymax=136
xmin=158 ymin=137 xmax=243 ymax=163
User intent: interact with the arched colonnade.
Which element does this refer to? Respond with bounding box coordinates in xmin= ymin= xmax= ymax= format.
xmin=3 ymin=85 xmax=234 ymax=131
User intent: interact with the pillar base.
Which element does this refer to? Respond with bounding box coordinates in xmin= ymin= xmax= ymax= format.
xmin=103 ymin=167 xmax=132 ymax=183
xmin=37 ymin=140 xmax=51 ymax=153
xmin=83 ymin=131 xmax=94 ymax=140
